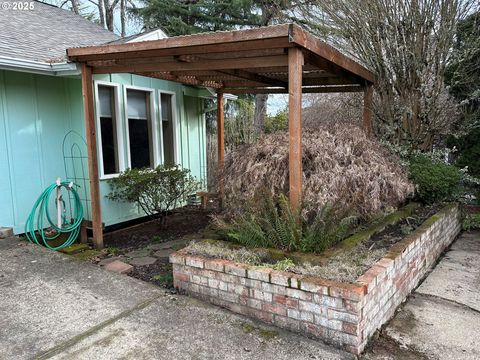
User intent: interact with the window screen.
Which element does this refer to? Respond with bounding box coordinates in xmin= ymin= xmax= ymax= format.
xmin=127 ymin=89 xmax=153 ymax=169
xmin=161 ymin=93 xmax=175 ymax=165
xmin=98 ymin=86 xmax=119 ymax=175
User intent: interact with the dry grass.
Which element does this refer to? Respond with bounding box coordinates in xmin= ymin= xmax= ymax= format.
xmin=222 ymin=124 xmax=414 ymax=220
xmin=184 ymin=240 xmax=386 ymax=283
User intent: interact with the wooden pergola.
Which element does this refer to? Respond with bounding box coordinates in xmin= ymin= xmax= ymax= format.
xmin=67 ymin=24 xmax=375 ymax=249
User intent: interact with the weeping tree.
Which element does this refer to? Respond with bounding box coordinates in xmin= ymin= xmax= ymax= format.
xmin=300 ymin=0 xmax=478 ymax=150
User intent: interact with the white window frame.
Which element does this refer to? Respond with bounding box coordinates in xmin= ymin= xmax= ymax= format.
xmin=94 ymin=81 xmax=125 ymax=180
xmin=124 ymin=85 xmax=159 ymax=169
xmin=158 ymin=90 xmax=178 ymax=165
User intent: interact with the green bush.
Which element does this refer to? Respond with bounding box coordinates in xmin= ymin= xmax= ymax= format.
xmin=264 ymin=109 xmax=288 ymax=133
xmin=107 ymin=164 xmax=200 ymax=224
xmin=409 ymin=155 xmax=462 ymax=204
xmin=463 ymin=213 xmax=480 ymax=231
xmin=213 ymin=190 xmax=357 ymax=253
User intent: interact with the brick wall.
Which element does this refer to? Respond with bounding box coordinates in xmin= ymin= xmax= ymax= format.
xmin=171 ymin=204 xmax=461 ymax=355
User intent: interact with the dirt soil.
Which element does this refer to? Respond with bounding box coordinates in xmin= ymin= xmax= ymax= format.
xmin=98 ymin=206 xmax=214 ymax=288
xmin=104 ymin=206 xmax=211 ymax=249
xmin=363 ymin=204 xmax=442 ymax=251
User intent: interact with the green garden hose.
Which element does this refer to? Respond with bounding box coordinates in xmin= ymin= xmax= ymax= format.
xmin=25 ymin=181 xmax=83 ymax=250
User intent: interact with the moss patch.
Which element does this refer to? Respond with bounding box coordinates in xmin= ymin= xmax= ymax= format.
xmin=72 ymin=249 xmax=102 ymax=261
xmin=241 ymin=322 xmax=278 ymax=339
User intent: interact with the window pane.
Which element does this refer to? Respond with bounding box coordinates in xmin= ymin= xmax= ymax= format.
xmin=161 ymin=94 xmax=174 ymax=165
xmin=98 ymin=86 xmax=113 ymax=117
xmin=98 ymin=85 xmax=118 ymax=175
xmin=161 ymin=94 xmax=173 ymax=122
xmin=129 ymin=119 xmax=151 ymax=169
xmin=100 ymin=116 xmax=118 ymax=174
xmin=127 ymin=90 xmax=148 ymax=118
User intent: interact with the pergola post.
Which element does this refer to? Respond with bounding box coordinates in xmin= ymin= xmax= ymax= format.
xmin=288 ymin=47 xmax=304 ymax=210
xmin=81 ymin=63 xmax=103 ymax=249
xmin=363 ymin=84 xmax=373 ymax=136
xmin=217 ymin=93 xmax=225 ymax=203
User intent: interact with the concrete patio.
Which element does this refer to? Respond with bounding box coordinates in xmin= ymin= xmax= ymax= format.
xmin=1 ymin=231 xmax=479 ymax=359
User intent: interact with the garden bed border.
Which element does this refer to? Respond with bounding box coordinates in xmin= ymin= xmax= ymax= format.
xmin=170 ymin=204 xmax=461 ymax=354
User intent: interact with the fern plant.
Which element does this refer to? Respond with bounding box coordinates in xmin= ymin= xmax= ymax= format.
xmin=213 ymin=189 xmax=357 ymax=253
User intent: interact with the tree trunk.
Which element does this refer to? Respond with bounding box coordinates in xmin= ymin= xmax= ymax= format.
xmin=98 ymin=0 xmax=105 ymax=28
xmin=70 ymin=0 xmax=79 ymax=14
xmin=120 ymin=0 xmax=126 ymax=37
xmin=254 ymin=94 xmax=268 ymax=133
xmin=104 ymin=0 xmax=114 ymax=32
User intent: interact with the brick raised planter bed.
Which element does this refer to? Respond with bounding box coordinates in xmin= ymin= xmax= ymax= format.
xmin=170 ymin=204 xmax=461 ymax=355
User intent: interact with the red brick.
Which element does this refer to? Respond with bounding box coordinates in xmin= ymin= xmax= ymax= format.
xmin=300 ymin=277 xmax=330 ymax=295
xmin=329 ymin=283 xmax=365 ymax=301
xmin=270 ymin=271 xmax=290 ymax=286
xmin=262 ymin=303 xmax=287 ymax=316
xmin=173 ymin=271 xmax=189 ymax=282
xmin=185 ymin=256 xmax=204 ymax=268
xmin=342 ymin=322 xmax=359 ymax=335
xmin=104 ymin=260 xmax=133 ymax=274
xmin=247 ymin=267 xmax=272 ymax=282
xmin=273 ymin=294 xmax=298 ymax=308
xmin=169 ymin=252 xmax=185 ymax=265
xmin=225 ymin=263 xmax=247 ymax=277
xmin=204 ymin=258 xmax=229 ymax=272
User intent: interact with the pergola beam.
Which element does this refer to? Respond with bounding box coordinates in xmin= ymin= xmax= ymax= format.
xmin=288 ymin=47 xmax=304 ymax=211
xmin=91 ymin=55 xmax=288 ymax=74
xmin=218 ymin=85 xmax=363 ymax=94
xmin=217 ymin=93 xmax=225 ymax=205
xmin=80 ymin=64 xmax=103 ymax=249
xmin=218 ymin=69 xmax=287 ymax=87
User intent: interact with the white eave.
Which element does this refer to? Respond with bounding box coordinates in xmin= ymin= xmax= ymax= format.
xmin=0 ymin=56 xmax=80 ymax=76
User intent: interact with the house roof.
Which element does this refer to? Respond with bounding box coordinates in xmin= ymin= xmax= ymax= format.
xmin=0 ymin=0 xmax=118 ymax=63
xmin=109 ymin=29 xmax=168 ymax=44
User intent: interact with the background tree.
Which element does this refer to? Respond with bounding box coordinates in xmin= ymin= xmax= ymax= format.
xmin=445 ymin=11 xmax=480 ymax=176
xmin=300 ymin=0 xmax=477 ymax=150
xmin=135 ymin=0 xmax=296 ymax=133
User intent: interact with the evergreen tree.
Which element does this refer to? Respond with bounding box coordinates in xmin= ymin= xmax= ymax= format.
xmin=445 ymin=11 xmax=480 ymax=176
xmin=135 ymin=0 xmax=263 ymax=36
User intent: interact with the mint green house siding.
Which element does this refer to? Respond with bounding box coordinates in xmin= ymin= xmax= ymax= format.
xmin=0 ymin=69 xmax=207 ymax=234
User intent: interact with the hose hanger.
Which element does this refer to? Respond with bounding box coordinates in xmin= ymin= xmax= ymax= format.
xmin=25 ymin=178 xmax=84 ymax=250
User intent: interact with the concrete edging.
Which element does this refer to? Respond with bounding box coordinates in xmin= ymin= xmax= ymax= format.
xmin=170 ymin=204 xmax=461 ymax=355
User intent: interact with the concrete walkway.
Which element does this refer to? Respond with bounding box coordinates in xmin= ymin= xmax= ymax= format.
xmin=0 ymin=237 xmax=350 ymax=360
xmin=364 ymin=231 xmax=480 ymax=360
xmin=1 ymin=232 xmax=479 ymax=360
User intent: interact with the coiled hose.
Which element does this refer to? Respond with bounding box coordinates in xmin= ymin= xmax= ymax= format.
xmin=25 ymin=182 xmax=83 ymax=250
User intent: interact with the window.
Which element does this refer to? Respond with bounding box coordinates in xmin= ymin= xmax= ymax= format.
xmin=126 ymin=89 xmax=154 ymax=169
xmin=97 ymin=85 xmax=120 ymax=176
xmin=160 ymin=93 xmax=175 ymax=165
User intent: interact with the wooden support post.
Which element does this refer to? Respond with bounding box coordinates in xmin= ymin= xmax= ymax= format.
xmin=217 ymin=93 xmax=225 ymax=205
xmin=81 ymin=63 xmax=104 ymax=249
xmin=363 ymin=84 xmax=373 ymax=136
xmin=79 ymin=220 xmax=88 ymax=244
xmin=288 ymin=47 xmax=304 ymax=211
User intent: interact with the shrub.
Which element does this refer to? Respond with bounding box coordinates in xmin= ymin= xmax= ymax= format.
xmin=222 ymin=124 xmax=414 ymax=220
xmin=463 ymin=213 xmax=480 ymax=231
xmin=107 ymin=165 xmax=200 ymax=224
xmin=264 ymin=109 xmax=288 ymax=133
xmin=213 ymin=190 xmax=357 ymax=253
xmin=408 ymin=155 xmax=462 ymax=204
